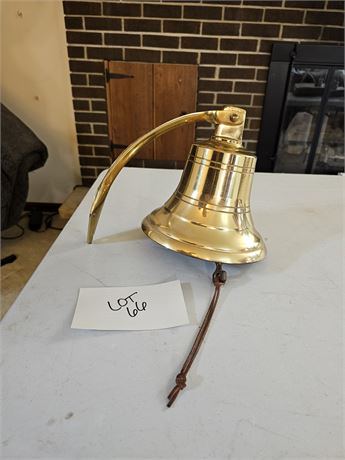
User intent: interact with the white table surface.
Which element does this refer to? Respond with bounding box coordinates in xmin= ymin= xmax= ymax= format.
xmin=1 ymin=168 xmax=344 ymax=460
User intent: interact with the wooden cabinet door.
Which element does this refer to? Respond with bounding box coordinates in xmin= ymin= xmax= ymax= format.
xmin=153 ymin=64 xmax=198 ymax=162
xmin=106 ymin=61 xmax=153 ymax=160
xmin=106 ymin=62 xmax=197 ymax=164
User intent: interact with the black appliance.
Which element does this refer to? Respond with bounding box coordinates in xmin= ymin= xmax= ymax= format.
xmin=257 ymin=43 xmax=344 ymax=174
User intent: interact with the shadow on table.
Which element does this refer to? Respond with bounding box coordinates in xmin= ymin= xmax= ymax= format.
xmin=93 ymin=228 xmax=145 ymax=245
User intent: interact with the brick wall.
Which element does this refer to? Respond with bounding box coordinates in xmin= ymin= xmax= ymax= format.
xmin=63 ymin=0 xmax=344 ymax=186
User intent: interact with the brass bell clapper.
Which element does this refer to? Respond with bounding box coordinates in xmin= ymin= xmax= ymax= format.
xmin=87 ymin=106 xmax=266 ymax=407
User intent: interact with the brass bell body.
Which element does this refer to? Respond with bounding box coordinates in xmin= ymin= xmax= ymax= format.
xmin=87 ymin=105 xmax=266 ymax=265
xmin=142 ymin=139 xmax=265 ymax=264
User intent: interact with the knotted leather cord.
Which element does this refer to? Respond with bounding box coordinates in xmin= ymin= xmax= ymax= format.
xmin=167 ymin=262 xmax=227 ymax=408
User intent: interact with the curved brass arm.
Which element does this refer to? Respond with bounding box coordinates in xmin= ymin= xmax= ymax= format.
xmin=87 ymin=107 xmax=240 ymax=243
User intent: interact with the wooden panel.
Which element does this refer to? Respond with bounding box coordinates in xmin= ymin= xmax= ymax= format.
xmin=106 ymin=61 xmax=153 ymax=160
xmin=154 ymin=63 xmax=198 ymax=162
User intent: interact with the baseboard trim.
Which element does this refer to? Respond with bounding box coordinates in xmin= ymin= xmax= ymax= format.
xmin=25 ymin=202 xmax=61 ymax=213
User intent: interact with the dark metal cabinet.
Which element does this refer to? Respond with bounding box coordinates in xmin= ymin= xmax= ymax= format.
xmin=257 ymin=44 xmax=344 ymax=174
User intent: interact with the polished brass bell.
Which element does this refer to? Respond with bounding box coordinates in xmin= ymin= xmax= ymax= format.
xmin=87 ymin=106 xmax=266 ymax=265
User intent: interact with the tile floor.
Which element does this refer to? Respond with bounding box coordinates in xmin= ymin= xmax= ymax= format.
xmin=1 ymin=214 xmax=66 ymax=319
xmin=1 ymin=187 xmax=89 ymax=319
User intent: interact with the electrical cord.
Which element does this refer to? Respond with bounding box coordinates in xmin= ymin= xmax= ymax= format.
xmin=44 ymin=212 xmax=64 ymax=231
xmin=1 ymin=211 xmax=64 ymax=240
xmin=1 ymin=212 xmax=30 ymax=240
xmin=1 ymin=223 xmax=25 ymax=240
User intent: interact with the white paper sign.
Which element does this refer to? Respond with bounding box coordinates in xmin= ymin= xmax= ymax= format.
xmin=71 ymin=280 xmax=189 ymax=331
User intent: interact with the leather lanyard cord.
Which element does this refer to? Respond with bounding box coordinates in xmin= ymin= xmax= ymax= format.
xmin=167 ymin=262 xmax=227 ymax=408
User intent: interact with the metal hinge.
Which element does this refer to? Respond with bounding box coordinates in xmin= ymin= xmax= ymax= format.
xmin=105 ymin=70 xmax=134 ymax=82
xmin=110 ymin=141 xmax=128 ymax=150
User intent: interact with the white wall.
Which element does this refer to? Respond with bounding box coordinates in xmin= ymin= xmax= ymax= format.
xmin=1 ymin=0 xmax=81 ymax=203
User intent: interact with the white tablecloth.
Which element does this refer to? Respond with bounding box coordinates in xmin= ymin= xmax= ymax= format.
xmin=1 ymin=168 xmax=343 ymax=459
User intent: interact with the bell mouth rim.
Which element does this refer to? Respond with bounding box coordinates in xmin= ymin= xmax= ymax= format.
xmin=141 ymin=219 xmax=266 ymax=265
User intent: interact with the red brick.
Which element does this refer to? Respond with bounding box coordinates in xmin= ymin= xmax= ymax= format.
xmin=93 ymin=124 xmax=108 ymax=134
xmin=199 ymin=67 xmax=216 ymax=78
xmin=245 ymin=130 xmax=259 ymax=141
xmin=163 ymin=20 xmax=200 ymax=34
xmin=238 ymin=53 xmax=270 ymax=66
xmin=216 ymin=93 xmax=252 ymax=105
xmin=181 ymin=36 xmax=218 ymax=50
xmin=76 ymin=123 xmax=92 ymax=133
xmin=242 ymin=23 xmax=280 ymax=37
xmin=144 ymin=35 xmax=180 ymax=49
xmin=69 ymin=60 xmax=104 ymax=73
xmin=72 ymin=87 xmax=106 ymax=99
xmin=199 ymin=80 xmax=233 ymax=92
xmin=235 ymin=81 xmax=266 ymax=93
xmin=203 ymin=0 xmax=241 ymax=3
xmin=88 ymin=75 xmax=105 ymax=86
xmin=243 ymin=0 xmax=282 ymax=5
xmin=65 ymin=16 xmax=83 ymax=30
xmin=184 ymin=5 xmax=222 ymax=20
xmin=78 ymin=134 xmax=109 ymax=145
xmin=305 ymin=10 xmax=344 ymax=26
xmin=224 ymin=7 xmax=263 ymax=21
xmin=259 ymin=39 xmax=282 ymax=53
xmin=163 ymin=51 xmax=198 ymax=64
xmin=250 ymin=119 xmax=261 ymax=129
xmin=244 ymin=107 xmax=262 ymax=118
xmin=144 ymin=4 xmax=181 ymax=18
xmin=219 ymin=67 xmax=255 ymax=79
xmin=73 ymin=99 xmax=90 ymax=111
xmin=87 ymin=47 xmax=123 ymax=60
xmin=321 ymin=27 xmax=344 ymax=41
xmin=200 ymin=53 xmax=237 ymax=65
xmin=85 ymin=17 xmax=121 ymax=30
xmin=198 ymin=93 xmax=214 ymax=103
xmin=71 ymin=74 xmax=87 ymax=85
xmin=256 ymin=68 xmax=268 ymax=81
xmin=285 ymin=1 xmax=324 ymax=8
xmin=264 ymin=9 xmax=304 ymax=23
xmin=283 ymin=25 xmax=322 ymax=39
xmin=78 ymin=146 xmax=93 ymax=155
xmin=327 ymin=1 xmax=344 ymax=9
xmin=95 ymin=147 xmax=111 ymax=156
xmin=63 ymin=1 xmax=101 ymax=15
xmin=66 ymin=31 xmax=102 ymax=45
xmin=67 ymin=46 xmax=85 ymax=58
xmin=124 ymin=19 xmax=161 ymax=32
xmin=103 ymin=2 xmax=141 ymax=16
xmin=125 ymin=48 xmax=161 ymax=62
xmin=253 ymin=94 xmax=264 ymax=105
xmin=220 ymin=38 xmax=257 ymax=51
xmin=75 ymin=112 xmax=108 ymax=123
xmin=202 ymin=22 xmax=240 ymax=36
xmin=105 ymin=33 xmax=141 ymax=46
xmin=92 ymin=101 xmax=107 ymax=112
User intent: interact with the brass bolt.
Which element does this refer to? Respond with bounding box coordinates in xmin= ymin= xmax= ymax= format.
xmin=230 ymin=113 xmax=239 ymax=123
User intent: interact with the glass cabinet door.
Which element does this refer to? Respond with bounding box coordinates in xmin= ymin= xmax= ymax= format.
xmin=311 ymin=69 xmax=344 ymax=174
xmin=273 ymin=65 xmax=344 ymax=174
